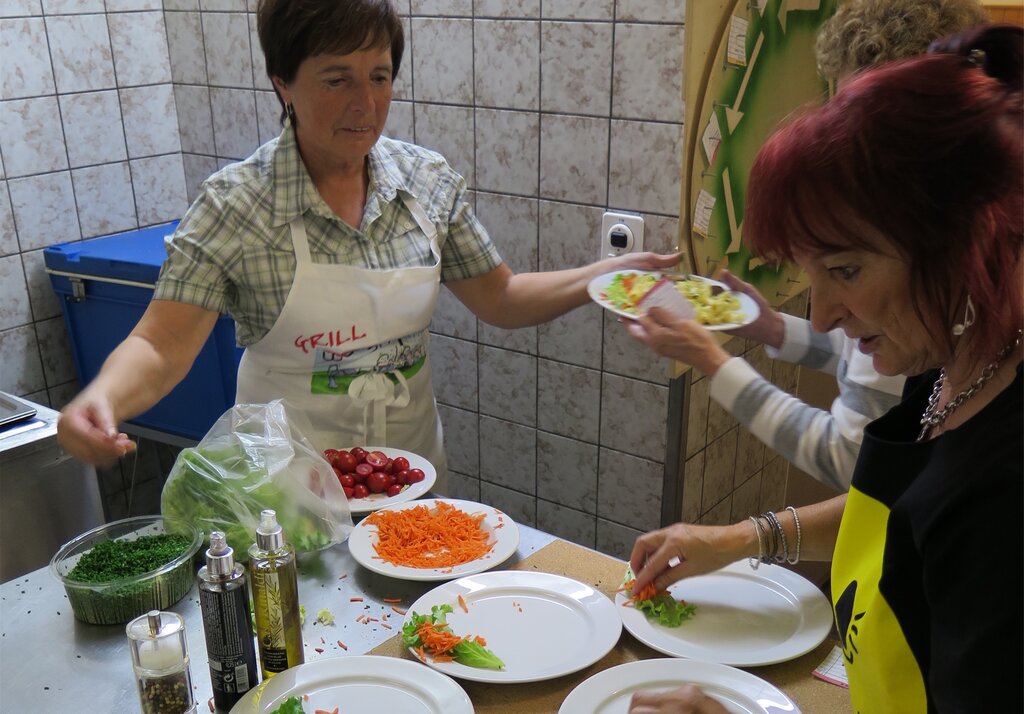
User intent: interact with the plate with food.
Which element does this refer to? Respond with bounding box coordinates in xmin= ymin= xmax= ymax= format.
xmin=616 ymin=560 xmax=833 ymax=667
xmin=321 ymin=446 xmax=437 ymax=514
xmin=402 ymin=570 xmax=622 ymax=683
xmin=230 ymin=655 xmax=473 ymax=713
xmin=348 ymin=498 xmax=519 ymax=581
xmin=558 ymin=658 xmax=801 ymax=714
xmin=588 ymin=270 xmax=759 ymax=330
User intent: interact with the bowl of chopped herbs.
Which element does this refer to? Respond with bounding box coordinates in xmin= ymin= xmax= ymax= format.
xmin=49 ymin=515 xmax=203 ymax=625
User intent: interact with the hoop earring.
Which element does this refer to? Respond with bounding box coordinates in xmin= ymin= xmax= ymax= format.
xmin=952 ymin=294 xmax=975 ymax=336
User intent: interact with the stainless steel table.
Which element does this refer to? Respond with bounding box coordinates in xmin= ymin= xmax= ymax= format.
xmin=0 ymin=524 xmax=555 ymax=713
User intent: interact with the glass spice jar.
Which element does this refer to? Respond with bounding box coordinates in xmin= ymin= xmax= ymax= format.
xmin=126 ymin=610 xmax=198 ymax=714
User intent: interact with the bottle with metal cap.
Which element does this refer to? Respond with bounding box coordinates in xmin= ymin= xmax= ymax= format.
xmin=126 ymin=609 xmax=197 ymax=714
xmin=248 ymin=509 xmax=304 ymax=677
xmin=197 ymin=531 xmax=259 ymax=713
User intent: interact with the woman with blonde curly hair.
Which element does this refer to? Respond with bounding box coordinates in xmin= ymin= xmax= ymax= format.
xmin=816 ymin=0 xmax=989 ymax=81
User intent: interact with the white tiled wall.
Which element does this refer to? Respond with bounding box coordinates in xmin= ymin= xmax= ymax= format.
xmin=0 ymin=0 xmax=688 ymax=559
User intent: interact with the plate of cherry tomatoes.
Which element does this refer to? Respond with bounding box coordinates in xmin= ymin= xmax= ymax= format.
xmin=322 ymin=445 xmax=437 ymax=514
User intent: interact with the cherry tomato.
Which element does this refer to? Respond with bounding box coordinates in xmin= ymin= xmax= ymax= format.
xmin=324 ymin=448 xmax=339 ymax=461
xmin=382 ymin=458 xmax=394 ymax=475
xmin=343 ymin=486 xmax=354 ymax=499
xmin=366 ymin=471 xmax=389 ymax=494
xmin=350 ymin=447 xmax=368 ymax=463
xmin=355 ymin=463 xmax=374 ymax=477
xmin=365 ymin=451 xmax=388 ymax=469
xmin=391 ymin=456 xmax=410 ymax=472
xmin=394 ymin=469 xmax=410 ymax=485
xmin=352 ymin=483 xmax=369 ymax=499
xmin=339 ymin=474 xmax=355 ymax=489
xmin=386 ymin=483 xmax=403 ymax=497
xmin=406 ymin=468 xmax=426 ymax=484
xmin=352 ymin=470 xmax=368 ymax=485
xmin=332 ymin=450 xmax=357 ymax=473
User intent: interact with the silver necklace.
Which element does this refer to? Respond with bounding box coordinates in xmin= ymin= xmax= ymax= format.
xmin=917 ymin=329 xmax=1023 ymax=441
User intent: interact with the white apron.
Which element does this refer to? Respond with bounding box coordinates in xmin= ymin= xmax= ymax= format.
xmin=235 ymin=194 xmax=447 ymax=490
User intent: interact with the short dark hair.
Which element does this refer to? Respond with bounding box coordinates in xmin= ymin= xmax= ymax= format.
xmin=257 ymin=0 xmax=404 ymax=112
xmin=747 ymin=25 xmax=1023 ymax=367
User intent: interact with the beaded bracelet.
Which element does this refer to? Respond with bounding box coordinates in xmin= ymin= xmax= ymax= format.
xmin=785 ymin=506 xmax=802 ymax=565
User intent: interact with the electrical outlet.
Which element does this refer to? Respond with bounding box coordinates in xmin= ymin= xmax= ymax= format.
xmin=600 ymin=211 xmax=644 ymax=259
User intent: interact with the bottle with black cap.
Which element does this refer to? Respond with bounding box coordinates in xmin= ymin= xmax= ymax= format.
xmin=248 ymin=509 xmax=304 ymax=677
xmin=197 ymin=531 xmax=259 ymax=712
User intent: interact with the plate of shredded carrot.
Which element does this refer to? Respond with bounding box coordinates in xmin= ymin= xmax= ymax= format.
xmin=348 ymin=499 xmax=520 ymax=581
xmin=403 ymin=571 xmax=622 ymax=683
xmin=229 ymin=655 xmax=473 ymax=713
xmin=615 ymin=560 xmax=833 ymax=667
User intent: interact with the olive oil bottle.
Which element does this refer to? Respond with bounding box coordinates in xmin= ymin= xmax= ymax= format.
xmin=248 ymin=510 xmax=304 ymax=677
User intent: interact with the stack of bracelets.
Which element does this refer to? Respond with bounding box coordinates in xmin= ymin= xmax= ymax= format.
xmin=748 ymin=506 xmax=802 ymax=569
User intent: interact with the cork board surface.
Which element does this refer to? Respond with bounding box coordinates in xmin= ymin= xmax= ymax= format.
xmin=370 ymin=539 xmax=852 ymax=713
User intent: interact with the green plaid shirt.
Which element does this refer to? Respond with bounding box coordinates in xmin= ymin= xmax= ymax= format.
xmin=154 ymin=127 xmax=501 ymax=346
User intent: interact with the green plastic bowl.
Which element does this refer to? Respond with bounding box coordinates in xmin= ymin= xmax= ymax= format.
xmin=50 ymin=515 xmax=202 ymax=625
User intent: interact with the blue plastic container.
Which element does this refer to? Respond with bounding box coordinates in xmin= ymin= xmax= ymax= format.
xmin=44 ymin=221 xmax=243 ymax=442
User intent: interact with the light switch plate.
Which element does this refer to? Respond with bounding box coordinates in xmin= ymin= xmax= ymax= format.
xmin=600 ymin=211 xmax=644 ymax=259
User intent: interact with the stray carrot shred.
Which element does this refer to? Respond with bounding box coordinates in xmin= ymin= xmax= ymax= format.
xmin=303 ymin=694 xmax=310 ymax=701
xmin=350 ymin=597 xmax=364 ymax=602
xmin=315 ymin=709 xmax=339 ymax=714
xmin=391 ymin=606 xmax=407 ymax=615
xmin=365 ymin=501 xmax=494 ymax=569
xmin=208 ymin=697 xmax=215 ymax=712
xmin=473 ymin=635 xmax=487 ymax=646
xmin=457 ymin=594 xmax=469 ymax=613
xmin=338 ymin=573 xmax=348 ymax=579
xmin=314 ymin=647 xmax=324 ymax=654
xmin=381 ymin=621 xmax=393 ymax=629
xmin=337 ymin=640 xmax=348 ymax=650
xmin=383 ymin=597 xmax=402 ymax=603
xmin=366 ymin=617 xmax=379 ymax=623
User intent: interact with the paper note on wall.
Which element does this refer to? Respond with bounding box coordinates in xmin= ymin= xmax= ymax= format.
xmin=693 ymin=190 xmax=716 ymax=238
xmin=702 ymin=113 xmax=722 ymax=165
xmin=727 ymin=16 xmax=749 ymax=66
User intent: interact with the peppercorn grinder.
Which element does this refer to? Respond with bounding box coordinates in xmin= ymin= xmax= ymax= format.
xmin=126 ymin=610 xmax=198 ymax=714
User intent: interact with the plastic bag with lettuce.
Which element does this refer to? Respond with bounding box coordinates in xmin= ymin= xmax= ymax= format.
xmin=161 ymin=399 xmax=352 ymax=557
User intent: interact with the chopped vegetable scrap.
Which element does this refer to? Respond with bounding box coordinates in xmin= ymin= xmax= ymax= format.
xmin=402 ymin=604 xmax=504 ymax=669
xmin=268 ymin=696 xmax=306 ymax=714
xmin=315 ymin=608 xmax=335 ymax=626
xmin=366 ymin=501 xmax=494 ymax=569
xmin=457 ymin=594 xmax=469 ymax=613
xmin=619 ymin=573 xmax=696 ymax=627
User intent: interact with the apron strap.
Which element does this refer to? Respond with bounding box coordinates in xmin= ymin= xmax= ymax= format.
xmin=400 ymin=193 xmax=441 ymax=262
xmin=288 ymin=215 xmax=312 ymax=264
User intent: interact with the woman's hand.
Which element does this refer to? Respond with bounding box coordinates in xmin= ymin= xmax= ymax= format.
xmin=624 ymin=308 xmax=731 ymax=377
xmin=629 ymin=685 xmax=731 ymax=714
xmin=717 ymin=270 xmax=785 ymax=348
xmin=57 ymin=392 xmax=136 ymax=466
xmin=629 ymin=521 xmax=752 ymax=594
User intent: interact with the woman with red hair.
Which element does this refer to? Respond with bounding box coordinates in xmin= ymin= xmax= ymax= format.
xmin=627 ymin=24 xmax=1022 ymax=713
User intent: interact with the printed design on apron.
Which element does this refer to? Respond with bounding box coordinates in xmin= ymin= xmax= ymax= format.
xmin=831 ymin=487 xmax=927 ymax=712
xmin=301 ymin=329 xmax=428 ymax=395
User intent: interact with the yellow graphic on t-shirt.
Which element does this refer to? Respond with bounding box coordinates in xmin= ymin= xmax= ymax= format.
xmin=831 ymin=488 xmax=927 ymax=713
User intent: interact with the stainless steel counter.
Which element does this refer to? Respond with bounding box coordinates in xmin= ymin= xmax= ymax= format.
xmin=0 ymin=394 xmax=104 ymax=583
xmin=0 ymin=524 xmax=555 ymax=713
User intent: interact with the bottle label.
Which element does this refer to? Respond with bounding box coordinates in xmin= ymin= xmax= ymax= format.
xmin=199 ymin=584 xmax=258 ymax=708
xmin=254 ymin=569 xmax=289 ymax=672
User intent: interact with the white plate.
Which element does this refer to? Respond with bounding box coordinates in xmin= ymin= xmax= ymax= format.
xmin=228 ymin=655 xmax=473 ymax=714
xmin=404 ymin=570 xmax=622 ymax=683
xmin=338 ymin=446 xmax=437 ymax=514
xmin=616 ymin=560 xmax=833 ymax=667
xmin=349 ymin=499 xmax=519 ymax=581
xmin=558 ymin=658 xmax=800 ymax=714
xmin=587 ymin=270 xmax=760 ymax=330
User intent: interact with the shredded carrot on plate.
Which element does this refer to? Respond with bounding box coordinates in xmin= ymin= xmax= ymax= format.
xmin=620 ymin=578 xmax=661 ymax=605
xmin=457 ymin=594 xmax=469 ymax=613
xmin=365 ymin=501 xmax=495 ymax=569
